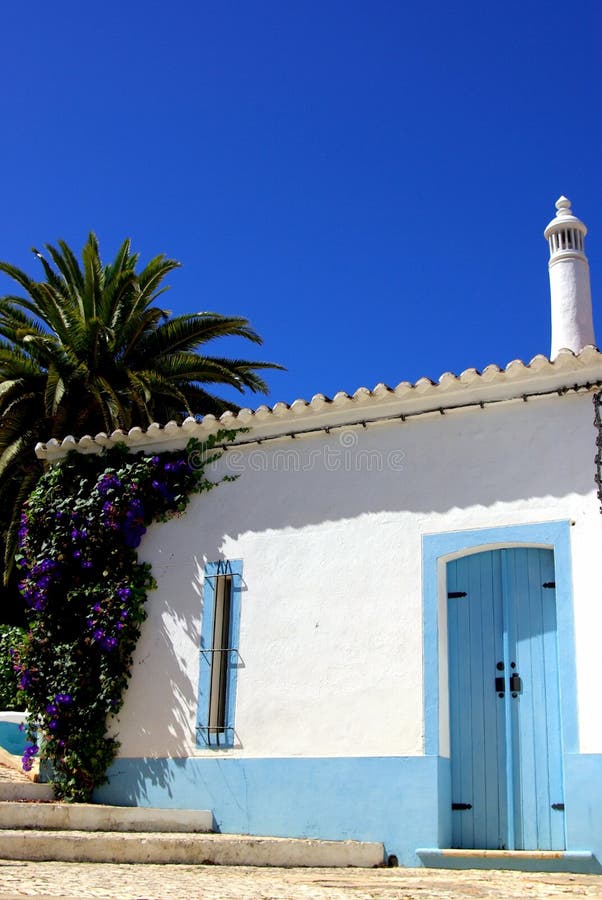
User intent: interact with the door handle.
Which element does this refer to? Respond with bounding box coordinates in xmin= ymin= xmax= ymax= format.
xmin=509 ymin=673 xmax=522 ymax=696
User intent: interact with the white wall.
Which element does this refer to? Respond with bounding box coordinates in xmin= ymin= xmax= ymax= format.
xmin=110 ymin=390 xmax=602 ymax=759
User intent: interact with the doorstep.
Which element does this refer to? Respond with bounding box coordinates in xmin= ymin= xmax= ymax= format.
xmin=416 ymin=848 xmax=599 ymax=874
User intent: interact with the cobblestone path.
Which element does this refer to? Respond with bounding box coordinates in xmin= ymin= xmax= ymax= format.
xmin=0 ymin=861 xmax=601 ymax=900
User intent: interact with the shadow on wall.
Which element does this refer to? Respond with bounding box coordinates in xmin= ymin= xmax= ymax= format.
xmin=162 ymin=398 xmax=597 ymax=541
xmin=95 ymin=756 xmax=185 ymax=806
xmin=107 ymin=561 xmax=205 ymax=758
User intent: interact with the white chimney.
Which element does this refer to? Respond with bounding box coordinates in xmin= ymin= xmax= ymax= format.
xmin=544 ymin=196 xmax=595 ymax=358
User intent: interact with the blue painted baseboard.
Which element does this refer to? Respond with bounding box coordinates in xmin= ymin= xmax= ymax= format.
xmin=564 ymin=753 xmax=602 ymax=865
xmin=94 ymin=752 xmax=602 ymax=870
xmin=95 ymin=755 xmax=441 ymax=866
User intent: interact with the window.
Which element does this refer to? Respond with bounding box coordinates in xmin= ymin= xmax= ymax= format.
xmin=196 ymin=560 xmax=242 ymax=747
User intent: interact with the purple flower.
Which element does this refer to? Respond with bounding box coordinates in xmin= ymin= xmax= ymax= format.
xmin=123 ymin=526 xmax=146 ymax=548
xmin=151 ymin=479 xmax=175 ymax=502
xmin=93 ymin=629 xmax=105 ymax=641
xmin=18 ymin=670 xmax=34 ymax=689
xmin=128 ymin=499 xmax=144 ymax=518
xmin=116 ymin=587 xmax=132 ymax=602
xmin=46 ymin=703 xmax=58 ymax=715
xmin=96 ymin=473 xmax=122 ymax=496
xmin=32 ymin=560 xmax=56 ymax=576
xmin=55 ymin=693 xmax=72 ymax=705
xmin=21 ymin=742 xmax=39 ymax=771
xmin=121 ymin=498 xmax=147 ymax=547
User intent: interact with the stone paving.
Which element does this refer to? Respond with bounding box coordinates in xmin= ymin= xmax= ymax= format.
xmin=0 ymin=861 xmax=601 ymax=900
xmin=0 ymin=765 xmax=29 ymax=786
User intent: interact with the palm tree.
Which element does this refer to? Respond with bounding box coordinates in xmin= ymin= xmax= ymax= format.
xmin=0 ymin=233 xmax=282 ymax=602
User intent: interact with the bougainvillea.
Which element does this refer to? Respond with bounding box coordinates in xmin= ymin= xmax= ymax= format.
xmin=12 ymin=432 xmax=235 ymax=801
xmin=0 ymin=626 xmax=25 ymax=710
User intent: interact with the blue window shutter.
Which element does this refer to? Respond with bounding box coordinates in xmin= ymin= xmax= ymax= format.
xmin=196 ymin=559 xmax=243 ymax=748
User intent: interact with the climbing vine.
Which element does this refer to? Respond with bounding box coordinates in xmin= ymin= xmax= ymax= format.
xmin=594 ymin=393 xmax=602 ymax=513
xmin=12 ymin=432 xmax=235 ymax=801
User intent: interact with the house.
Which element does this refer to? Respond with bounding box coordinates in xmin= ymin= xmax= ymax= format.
xmin=36 ymin=197 xmax=602 ymax=870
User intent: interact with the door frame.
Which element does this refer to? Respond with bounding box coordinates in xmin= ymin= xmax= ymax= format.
xmin=422 ymin=521 xmax=578 ymax=847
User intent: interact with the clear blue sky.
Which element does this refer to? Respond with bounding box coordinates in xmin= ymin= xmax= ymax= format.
xmin=1 ymin=1 xmax=600 ymax=409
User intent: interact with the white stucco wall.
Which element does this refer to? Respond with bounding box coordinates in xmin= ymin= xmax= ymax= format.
xmin=550 ymin=257 xmax=594 ymax=357
xmin=109 ymin=389 xmax=602 ymax=760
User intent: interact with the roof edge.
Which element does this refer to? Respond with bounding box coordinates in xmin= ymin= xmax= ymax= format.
xmin=35 ymin=346 xmax=602 ymax=461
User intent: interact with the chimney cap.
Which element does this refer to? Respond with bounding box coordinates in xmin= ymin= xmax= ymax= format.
xmin=544 ymin=195 xmax=587 ymax=239
xmin=556 ymin=195 xmax=572 ymax=213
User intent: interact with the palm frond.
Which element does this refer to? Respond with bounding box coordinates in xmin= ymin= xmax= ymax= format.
xmin=0 ymin=233 xmax=284 ymax=597
xmin=49 ymin=241 xmax=85 ymax=296
xmin=81 ymin=232 xmax=104 ymax=320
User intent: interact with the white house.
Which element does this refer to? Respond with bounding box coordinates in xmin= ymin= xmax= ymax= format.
xmin=37 ymin=198 xmax=602 ymax=871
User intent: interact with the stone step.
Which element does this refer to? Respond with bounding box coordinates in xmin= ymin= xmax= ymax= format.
xmin=0 ymin=781 xmax=54 ymax=802
xmin=416 ymin=848 xmax=595 ymax=874
xmin=0 ymin=829 xmax=384 ymax=867
xmin=0 ymin=801 xmax=213 ymax=833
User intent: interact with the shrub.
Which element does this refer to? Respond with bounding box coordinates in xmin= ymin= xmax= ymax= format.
xmin=0 ymin=625 xmax=25 ymax=710
xmin=12 ymin=433 xmax=235 ymax=800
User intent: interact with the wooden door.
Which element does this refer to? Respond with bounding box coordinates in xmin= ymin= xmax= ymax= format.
xmin=447 ymin=548 xmax=565 ymax=850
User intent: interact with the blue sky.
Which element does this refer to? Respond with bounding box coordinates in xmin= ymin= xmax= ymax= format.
xmin=1 ymin=1 xmax=600 ymax=410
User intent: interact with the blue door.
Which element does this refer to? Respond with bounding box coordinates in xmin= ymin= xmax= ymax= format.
xmin=447 ymin=548 xmax=565 ymax=850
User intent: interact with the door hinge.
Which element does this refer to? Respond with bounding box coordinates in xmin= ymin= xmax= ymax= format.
xmin=542 ymin=581 xmax=556 ymax=589
xmin=451 ymin=802 xmax=472 ymax=810
xmin=447 ymin=591 xmax=467 ymax=599
xmin=551 ymin=802 xmax=565 ymax=811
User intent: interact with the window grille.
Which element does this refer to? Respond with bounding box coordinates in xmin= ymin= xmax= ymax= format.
xmin=197 ymin=561 xmax=242 ymax=748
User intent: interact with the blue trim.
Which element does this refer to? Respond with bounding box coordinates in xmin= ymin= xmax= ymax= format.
xmin=422 ymin=521 xmax=578 ymax=758
xmin=95 ymin=754 xmax=441 ymax=867
xmin=196 ymin=559 xmax=243 ymax=749
xmin=95 ymin=752 xmax=602 ymax=871
xmin=564 ymin=753 xmax=602 ymax=860
xmin=437 ymin=755 xmax=452 ymax=848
